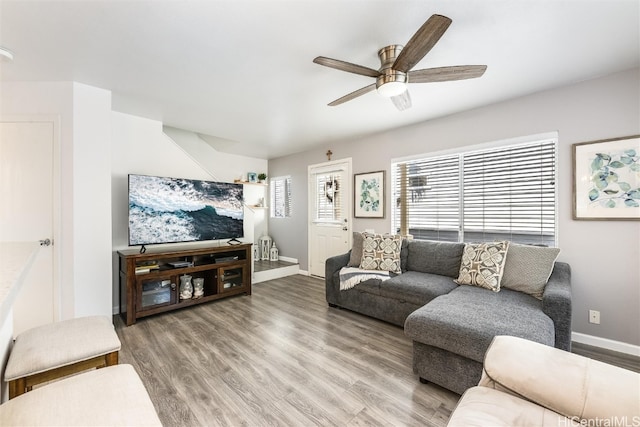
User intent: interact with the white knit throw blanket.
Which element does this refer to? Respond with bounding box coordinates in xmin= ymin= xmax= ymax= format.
xmin=339 ymin=267 xmax=391 ymax=291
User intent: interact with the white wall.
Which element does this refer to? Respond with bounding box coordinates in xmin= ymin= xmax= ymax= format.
xmin=72 ymin=83 xmax=113 ymax=317
xmin=0 ymin=81 xmax=114 ymax=319
xmin=163 ymin=126 xmax=267 ymax=183
xmin=268 ymin=68 xmax=640 ymax=347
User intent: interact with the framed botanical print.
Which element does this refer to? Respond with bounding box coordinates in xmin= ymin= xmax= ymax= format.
xmin=573 ymin=135 xmax=640 ymax=220
xmin=354 ymin=171 xmax=385 ymax=218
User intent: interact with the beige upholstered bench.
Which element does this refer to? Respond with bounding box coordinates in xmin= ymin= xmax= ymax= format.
xmin=4 ymin=316 xmax=121 ymax=399
xmin=0 ymin=364 xmax=162 ymax=426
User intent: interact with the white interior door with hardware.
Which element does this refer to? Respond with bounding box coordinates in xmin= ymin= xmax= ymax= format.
xmin=1 ymin=119 xmax=57 ymax=335
xmin=308 ymin=159 xmax=352 ymax=277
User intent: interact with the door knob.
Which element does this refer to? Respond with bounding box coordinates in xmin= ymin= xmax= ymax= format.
xmin=39 ymin=238 xmax=52 ymax=247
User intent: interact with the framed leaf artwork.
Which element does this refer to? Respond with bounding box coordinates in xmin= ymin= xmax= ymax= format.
xmin=573 ymin=135 xmax=640 ymax=220
xmin=354 ymin=171 xmax=384 ymax=218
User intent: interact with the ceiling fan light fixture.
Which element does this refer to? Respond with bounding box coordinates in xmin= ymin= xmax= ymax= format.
xmin=376 ymin=70 xmax=408 ymax=97
xmin=377 ymin=81 xmax=407 ymax=97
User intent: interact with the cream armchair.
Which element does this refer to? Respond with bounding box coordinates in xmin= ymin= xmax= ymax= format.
xmin=448 ymin=335 xmax=640 ymax=427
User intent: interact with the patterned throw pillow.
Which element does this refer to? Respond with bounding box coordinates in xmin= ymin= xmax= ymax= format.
xmin=359 ymin=232 xmax=402 ymax=273
xmin=454 ymin=241 xmax=510 ymax=292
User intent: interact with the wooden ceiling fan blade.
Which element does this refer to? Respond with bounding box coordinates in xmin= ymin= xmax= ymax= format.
xmin=408 ymin=65 xmax=487 ymax=83
xmin=393 ymin=14 xmax=452 ymax=73
xmin=328 ymin=83 xmax=376 ymax=106
xmin=391 ymin=90 xmax=412 ymax=111
xmin=313 ymin=56 xmax=380 ymax=78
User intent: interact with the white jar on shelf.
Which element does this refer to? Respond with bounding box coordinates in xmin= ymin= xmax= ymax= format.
xmin=179 ymin=274 xmax=193 ymax=300
xmin=193 ymin=277 xmax=204 ymax=299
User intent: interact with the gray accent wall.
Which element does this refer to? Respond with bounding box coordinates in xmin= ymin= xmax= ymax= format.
xmin=268 ymin=67 xmax=640 ymax=347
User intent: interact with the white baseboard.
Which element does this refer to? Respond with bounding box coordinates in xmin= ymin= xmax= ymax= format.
xmin=112 ymin=306 xmax=119 ymax=316
xmin=278 ymin=256 xmax=298 ymax=264
xmin=254 ymin=264 xmax=299 ymax=283
xmin=297 ymin=269 xmax=309 ymax=276
xmin=572 ymin=332 xmax=640 ymax=357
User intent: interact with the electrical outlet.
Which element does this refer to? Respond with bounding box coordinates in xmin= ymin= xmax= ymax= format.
xmin=589 ymin=310 xmax=600 ymax=325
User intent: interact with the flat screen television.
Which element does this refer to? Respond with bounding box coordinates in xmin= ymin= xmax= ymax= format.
xmin=128 ymin=174 xmax=244 ymax=248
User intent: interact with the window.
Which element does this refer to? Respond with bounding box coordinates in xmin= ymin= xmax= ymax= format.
xmin=392 ymin=138 xmax=557 ymax=246
xmin=270 ymin=176 xmax=292 ymax=218
xmin=314 ymin=172 xmax=343 ymax=222
xmin=394 ymin=154 xmax=461 ymax=242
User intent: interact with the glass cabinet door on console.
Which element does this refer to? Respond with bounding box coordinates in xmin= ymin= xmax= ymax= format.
xmin=137 ymin=277 xmax=176 ymax=311
xmin=219 ymin=265 xmax=246 ymax=293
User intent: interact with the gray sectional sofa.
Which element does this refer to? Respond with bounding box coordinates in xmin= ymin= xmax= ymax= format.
xmin=325 ymin=238 xmax=572 ymax=395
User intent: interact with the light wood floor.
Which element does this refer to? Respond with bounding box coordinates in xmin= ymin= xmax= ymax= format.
xmin=115 ymin=274 xmax=640 ymax=426
xmin=115 ymin=275 xmax=458 ymax=426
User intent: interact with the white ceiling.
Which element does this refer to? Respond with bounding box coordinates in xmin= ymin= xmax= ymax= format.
xmin=1 ymin=1 xmax=638 ymax=159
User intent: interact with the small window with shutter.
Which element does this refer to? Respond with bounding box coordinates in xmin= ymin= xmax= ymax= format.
xmin=270 ymin=176 xmax=292 ymax=218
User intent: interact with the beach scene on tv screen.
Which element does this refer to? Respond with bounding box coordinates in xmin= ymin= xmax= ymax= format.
xmin=129 ymin=175 xmax=244 ymax=245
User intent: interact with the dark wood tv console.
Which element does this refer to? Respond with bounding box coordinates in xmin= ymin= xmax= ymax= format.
xmin=118 ymin=243 xmax=252 ymax=326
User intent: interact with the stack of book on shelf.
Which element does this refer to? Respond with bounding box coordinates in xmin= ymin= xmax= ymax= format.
xmin=135 ymin=262 xmax=160 ymax=275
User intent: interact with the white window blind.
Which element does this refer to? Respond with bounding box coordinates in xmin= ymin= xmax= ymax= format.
xmin=392 ymin=139 xmax=557 ymax=246
xmin=270 ymin=176 xmax=292 ymax=218
xmin=393 ymin=155 xmax=461 ymax=242
xmin=314 ymin=172 xmax=342 ymax=222
xmin=463 ymin=142 xmax=556 ymax=245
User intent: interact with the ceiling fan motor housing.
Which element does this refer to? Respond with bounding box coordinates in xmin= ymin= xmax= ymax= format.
xmin=378 ymin=45 xmax=403 ymax=69
xmin=376 ymin=45 xmax=408 ymax=95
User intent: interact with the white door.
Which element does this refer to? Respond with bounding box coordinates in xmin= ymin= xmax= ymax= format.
xmin=0 ymin=119 xmax=57 ymax=335
xmin=308 ymin=159 xmax=352 ymax=277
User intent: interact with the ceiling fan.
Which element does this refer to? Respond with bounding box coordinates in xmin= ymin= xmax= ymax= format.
xmin=313 ymin=14 xmax=487 ymax=111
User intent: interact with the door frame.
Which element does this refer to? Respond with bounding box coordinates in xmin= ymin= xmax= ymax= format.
xmin=1 ymin=115 xmax=62 ymax=322
xmin=307 ymin=157 xmax=352 ymax=276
